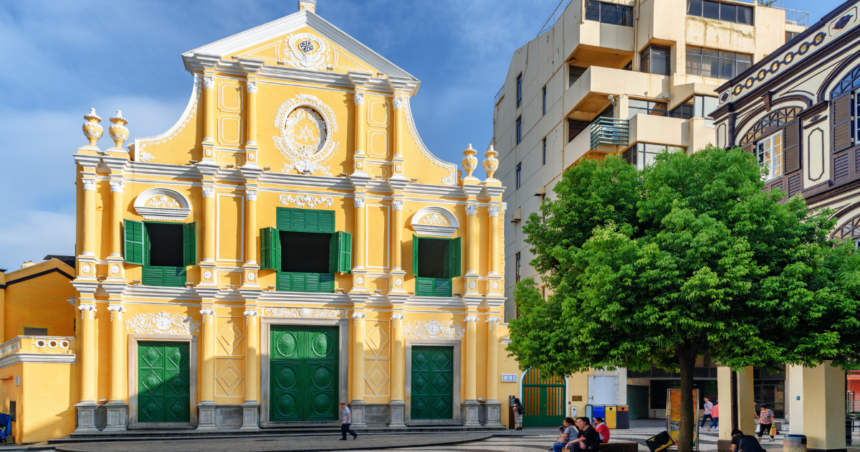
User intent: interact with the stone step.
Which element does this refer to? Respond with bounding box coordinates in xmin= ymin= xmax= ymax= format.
xmin=50 ymin=425 xmax=503 ymax=445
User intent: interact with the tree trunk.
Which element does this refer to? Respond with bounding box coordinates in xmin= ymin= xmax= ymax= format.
xmin=677 ymin=348 xmax=697 ymax=452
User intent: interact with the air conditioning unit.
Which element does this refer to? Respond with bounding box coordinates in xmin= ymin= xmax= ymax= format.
xmin=511 ymin=207 xmax=522 ymax=223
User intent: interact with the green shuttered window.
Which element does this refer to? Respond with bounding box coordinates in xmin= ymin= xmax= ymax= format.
xmin=413 ymin=235 xmax=461 ymax=297
xmin=124 ymin=220 xmax=194 ymax=287
xmin=262 ymin=209 xmax=349 ymax=293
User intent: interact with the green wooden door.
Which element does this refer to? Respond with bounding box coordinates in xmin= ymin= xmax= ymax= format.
xmin=411 ymin=346 xmax=454 ymax=420
xmin=628 ymin=385 xmax=649 ymax=420
xmin=523 ymin=368 xmax=565 ymax=427
xmin=138 ymin=341 xmax=191 ymax=423
xmin=270 ymin=326 xmax=339 ymax=422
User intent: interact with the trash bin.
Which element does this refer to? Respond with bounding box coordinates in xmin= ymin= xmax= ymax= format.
xmin=784 ymin=434 xmax=807 ymax=452
xmin=586 ymin=405 xmax=593 ymax=420
xmin=606 ymin=406 xmax=617 ymax=428
xmin=593 ymin=405 xmax=605 ymax=421
xmin=616 ymin=406 xmax=630 ymax=429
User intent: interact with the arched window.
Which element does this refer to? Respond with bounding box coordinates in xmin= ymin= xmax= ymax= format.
xmin=833 ymin=215 xmax=860 ymax=248
xmin=831 ymin=66 xmax=860 ymax=97
xmin=739 ymin=107 xmax=803 ymax=145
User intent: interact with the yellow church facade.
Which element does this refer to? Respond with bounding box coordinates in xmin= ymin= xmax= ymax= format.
xmin=51 ymin=0 xmax=521 ymax=438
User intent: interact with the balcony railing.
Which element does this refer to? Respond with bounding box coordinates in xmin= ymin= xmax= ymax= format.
xmin=757 ymin=0 xmax=809 ymax=28
xmin=538 ymin=0 xmax=573 ymax=37
xmin=494 ymin=86 xmax=504 ymax=106
xmin=590 ymin=117 xmax=629 ymax=149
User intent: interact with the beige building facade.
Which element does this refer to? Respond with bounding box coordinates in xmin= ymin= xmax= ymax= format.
xmin=492 ymin=0 xmax=807 ymax=419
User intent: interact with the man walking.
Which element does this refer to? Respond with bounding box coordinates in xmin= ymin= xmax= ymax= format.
xmin=340 ymin=402 xmax=358 ymax=441
xmin=701 ymin=397 xmax=714 ymax=431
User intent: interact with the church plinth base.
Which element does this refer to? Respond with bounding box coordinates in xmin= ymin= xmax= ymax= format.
xmin=240 ymin=402 xmax=260 ymax=431
xmin=388 ymin=400 xmax=406 ymax=428
xmin=196 ymin=402 xmax=217 ymax=431
xmin=461 ymin=400 xmax=481 ymax=427
xmin=482 ymin=400 xmax=504 ymax=428
xmin=349 ymin=400 xmax=367 ymax=429
xmin=103 ymin=401 xmax=128 ymax=432
xmin=75 ymin=402 xmax=100 ymax=433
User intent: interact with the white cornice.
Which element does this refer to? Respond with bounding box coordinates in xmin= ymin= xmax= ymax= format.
xmin=404 ymin=183 xmax=467 ymax=198
xmin=258 ymin=291 xmax=353 ymax=305
xmin=181 ymin=10 xmax=419 ymax=93
xmin=258 ymin=172 xmax=354 ymax=190
xmin=122 ymin=285 xmax=200 ymax=301
xmin=0 ymin=353 xmax=76 ymax=370
xmin=404 ymin=296 xmax=466 ymax=309
xmin=125 ymin=161 xmax=201 ymax=179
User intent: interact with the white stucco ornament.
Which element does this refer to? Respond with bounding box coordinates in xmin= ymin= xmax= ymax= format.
xmin=273 ymin=94 xmax=338 ymax=176
xmin=263 ymin=307 xmax=345 ymax=319
xmin=283 ymin=33 xmax=332 ymax=71
xmin=403 ymin=320 xmax=465 ymax=340
xmin=134 ymin=187 xmax=191 ymax=221
xmin=126 ymin=312 xmax=201 ymax=335
xmin=203 ymin=270 xmax=212 ymax=280
xmin=411 ymin=206 xmax=459 ymax=237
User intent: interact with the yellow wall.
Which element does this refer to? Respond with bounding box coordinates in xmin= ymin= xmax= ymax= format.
xmin=2 ymin=260 xmax=76 ymax=342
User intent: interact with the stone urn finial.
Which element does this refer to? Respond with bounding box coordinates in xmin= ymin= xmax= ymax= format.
xmin=82 ymin=108 xmax=103 ymax=147
xmin=461 ymin=143 xmax=478 ymax=179
xmin=483 ymin=144 xmax=499 ymax=180
xmin=109 ymin=110 xmax=129 ymax=149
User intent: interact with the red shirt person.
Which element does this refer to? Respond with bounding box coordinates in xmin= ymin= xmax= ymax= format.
xmin=593 ymin=417 xmax=610 ymax=443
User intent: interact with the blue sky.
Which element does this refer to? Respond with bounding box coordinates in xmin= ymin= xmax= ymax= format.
xmin=0 ymin=0 xmax=837 ymax=270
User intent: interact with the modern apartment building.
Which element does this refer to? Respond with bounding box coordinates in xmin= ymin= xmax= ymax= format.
xmin=493 ymin=0 xmax=807 ymax=419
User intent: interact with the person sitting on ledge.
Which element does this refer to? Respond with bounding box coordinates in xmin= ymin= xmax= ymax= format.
xmin=731 ymin=429 xmax=763 ymax=452
xmin=593 ymin=417 xmax=610 ymax=444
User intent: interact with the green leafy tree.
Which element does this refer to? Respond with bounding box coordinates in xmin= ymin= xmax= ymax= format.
xmin=508 ymin=147 xmax=860 ymax=452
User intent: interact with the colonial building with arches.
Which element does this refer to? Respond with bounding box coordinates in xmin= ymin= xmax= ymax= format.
xmin=711 ymin=2 xmax=860 ymax=450
xmin=0 ymin=0 xmax=525 ymax=443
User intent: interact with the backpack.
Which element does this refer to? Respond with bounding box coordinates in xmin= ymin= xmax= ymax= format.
xmin=517 ymin=404 xmax=526 ymax=414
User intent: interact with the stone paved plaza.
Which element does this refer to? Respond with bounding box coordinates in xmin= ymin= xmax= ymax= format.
xmin=43 ymin=420 xmax=809 ymax=452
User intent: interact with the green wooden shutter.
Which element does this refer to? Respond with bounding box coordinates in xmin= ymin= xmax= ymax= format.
xmin=292 ymin=210 xmax=306 ymax=232
xmin=434 ymin=278 xmax=452 ymax=297
xmin=448 ymin=237 xmax=462 ymax=278
xmin=276 ymin=208 xmax=292 ymax=231
xmin=329 ymin=234 xmax=338 ymax=274
xmin=124 ymin=220 xmax=145 ymax=265
xmin=273 ymin=229 xmax=282 ymax=272
xmin=163 ymin=267 xmax=187 ymax=287
xmin=337 ymin=232 xmax=352 ymax=274
xmin=413 ymin=235 xmax=420 ymax=277
xmin=183 ymin=223 xmax=197 ymax=267
xmin=416 ymin=277 xmax=434 ymax=297
xmin=143 ymin=224 xmax=151 ymax=266
xmin=142 ymin=266 xmax=164 ymax=286
xmin=305 ymin=273 xmax=320 ymax=292
xmin=320 ymin=211 xmax=335 ymax=233
xmin=305 ymin=211 xmax=320 ymax=232
xmin=260 ymin=227 xmax=280 ymax=271
xmin=319 ymin=273 xmax=335 ymax=293
xmin=292 ymin=273 xmax=307 ymax=292
xmin=276 ymin=272 xmax=292 ymax=291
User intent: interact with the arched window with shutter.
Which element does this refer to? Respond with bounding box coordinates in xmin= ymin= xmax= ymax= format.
xmin=832 ymin=214 xmax=860 ymax=249
xmin=830 ymin=68 xmax=860 ymax=185
xmin=737 ymin=108 xmax=803 ymax=192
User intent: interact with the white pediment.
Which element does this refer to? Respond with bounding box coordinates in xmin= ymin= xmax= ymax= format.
xmin=411 ymin=207 xmax=459 ymax=238
xmin=134 ymin=187 xmax=191 ymax=221
xmin=182 ymin=10 xmax=417 ymax=85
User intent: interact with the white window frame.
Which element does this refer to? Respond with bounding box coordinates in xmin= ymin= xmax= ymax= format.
xmin=854 ymin=87 xmax=860 ymax=144
xmin=756 ymin=131 xmax=783 ymax=181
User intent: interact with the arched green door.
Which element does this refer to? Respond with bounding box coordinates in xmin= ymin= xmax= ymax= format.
xmin=522 ymin=368 xmax=565 ymax=427
xmin=270 ymin=326 xmax=339 ymax=421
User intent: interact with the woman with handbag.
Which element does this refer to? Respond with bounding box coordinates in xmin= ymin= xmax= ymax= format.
xmin=756 ymin=404 xmax=776 ymax=442
xmin=513 ymin=398 xmax=525 ymax=430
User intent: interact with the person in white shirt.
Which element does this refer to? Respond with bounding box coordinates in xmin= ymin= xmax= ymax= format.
xmin=340 ymin=402 xmax=358 ymax=440
xmin=701 ymin=397 xmax=714 ymax=430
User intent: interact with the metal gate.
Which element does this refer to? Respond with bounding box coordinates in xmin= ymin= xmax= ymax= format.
xmin=522 ymin=368 xmax=565 ymax=427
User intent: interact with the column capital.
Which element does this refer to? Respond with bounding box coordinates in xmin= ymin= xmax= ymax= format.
xmin=203 ymin=76 xmax=215 ymax=89
xmin=465 ymin=205 xmax=477 ymax=216
xmin=107 ymin=305 xmax=126 ymax=321
xmin=353 ymin=197 xmax=365 ymax=208
xmin=78 ymin=303 xmax=96 ymax=320
xmin=488 ymin=206 xmax=499 ymax=217
xmin=82 ymin=179 xmax=97 ymax=191
xmin=486 ymin=316 xmax=501 ymax=330
xmin=110 ymin=180 xmax=124 ymax=193
xmin=202 ymin=186 xmax=215 ymax=198
xmin=353 ymin=93 xmax=364 ymax=105
xmin=246 ymin=189 xmax=257 ymax=201
xmin=392 ymin=200 xmax=403 ymax=211
xmin=246 ymin=81 xmax=257 ymax=93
